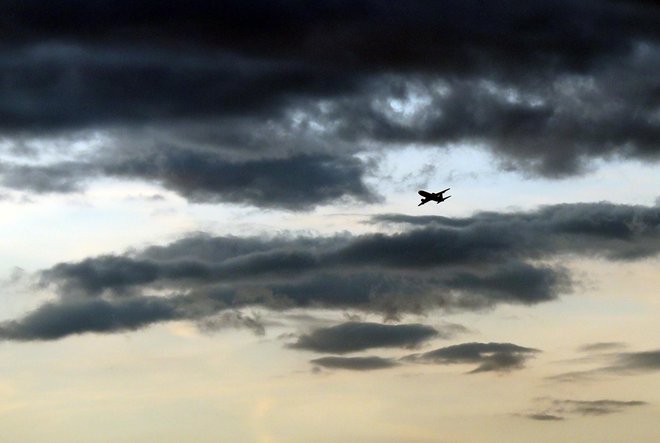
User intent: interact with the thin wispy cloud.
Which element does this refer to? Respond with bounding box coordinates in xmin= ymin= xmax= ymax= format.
xmin=550 ymin=349 xmax=660 ymax=382
xmin=404 ymin=342 xmax=540 ymax=373
xmin=577 ymin=342 xmax=628 ymax=353
xmin=521 ymin=398 xmax=648 ymax=421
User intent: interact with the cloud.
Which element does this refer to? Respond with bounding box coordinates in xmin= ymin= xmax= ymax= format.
xmin=310 ymin=356 xmax=399 ymax=371
xmin=288 ymin=322 xmax=440 ymax=354
xmin=0 ymin=42 xmax=355 ymax=131
xmin=51 ymin=202 xmax=651 ymax=307
xmin=0 ymin=152 xmax=376 ymax=209
xmin=372 ymin=202 xmax=660 ymax=260
xmin=611 ymin=350 xmax=660 ymax=372
xmin=0 ymin=296 xmax=183 ymax=341
xmin=522 ymin=398 xmax=647 ymax=420
xmin=443 ymin=262 xmax=571 ymax=304
xmin=0 ymin=1 xmax=659 ymax=208
xmin=404 ymin=342 xmax=540 ymax=373
xmin=0 ymin=161 xmax=94 ymax=193
xmin=547 ymin=370 xmax=599 ymax=383
xmin=1 ymin=202 xmax=655 ymax=341
xmin=560 ymin=400 xmax=648 ymax=416
xmin=104 ymin=150 xmax=377 ymax=210
xmin=196 ymin=311 xmax=267 ymax=336
xmin=3 ymin=1 xmax=659 ymax=83
xmin=525 ymin=414 xmax=564 ymax=421
xmin=549 ymin=348 xmax=660 ymax=381
xmin=577 ymin=342 xmax=628 ymax=353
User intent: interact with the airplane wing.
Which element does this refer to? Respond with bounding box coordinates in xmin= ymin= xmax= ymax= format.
xmin=439 ymin=188 xmax=450 ymax=194
xmin=418 ymin=199 xmax=430 ymax=206
xmin=418 ymin=190 xmax=432 ymax=198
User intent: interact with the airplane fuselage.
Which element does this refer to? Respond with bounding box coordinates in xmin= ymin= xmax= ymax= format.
xmin=418 ymin=188 xmax=451 ymax=206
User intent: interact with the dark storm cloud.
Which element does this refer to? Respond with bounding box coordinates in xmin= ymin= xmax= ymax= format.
xmin=0 ymin=151 xmax=375 ymax=209
xmin=310 ymin=356 xmax=399 ymax=371
xmin=103 ymin=151 xmax=376 ymax=209
xmin=0 ymin=160 xmax=93 ymax=193
xmin=289 ymin=322 xmax=439 ymax=354
xmin=404 ymin=342 xmax=540 ymax=373
xmin=269 ymin=61 xmax=659 ymax=177
xmin=522 ymin=398 xmax=647 ymax=421
xmin=0 ymin=43 xmax=354 ymax=131
xmin=0 ymin=1 xmax=659 ymax=206
xmin=3 ymin=1 xmax=659 ymax=75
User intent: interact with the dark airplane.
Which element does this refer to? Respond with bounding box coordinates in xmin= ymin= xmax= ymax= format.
xmin=418 ymin=188 xmax=450 ymax=206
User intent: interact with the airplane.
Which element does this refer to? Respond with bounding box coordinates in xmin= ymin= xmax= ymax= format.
xmin=418 ymin=188 xmax=450 ymax=206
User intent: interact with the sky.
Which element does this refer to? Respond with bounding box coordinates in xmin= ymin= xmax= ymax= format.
xmin=0 ymin=1 xmax=659 ymax=442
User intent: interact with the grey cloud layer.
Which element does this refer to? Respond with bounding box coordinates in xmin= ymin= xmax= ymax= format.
xmin=307 ymin=341 xmax=540 ymax=373
xmin=525 ymin=414 xmax=564 ymax=421
xmin=292 ymin=327 xmax=534 ymax=374
xmin=0 ymin=296 xmax=183 ymax=341
xmin=373 ymin=202 xmax=660 ymax=260
xmin=310 ymin=356 xmax=399 ymax=371
xmin=1 ymin=1 xmax=659 ymax=207
xmin=289 ymin=322 xmax=440 ymax=354
xmin=1 ymin=202 xmax=657 ymax=341
xmin=404 ymin=342 xmax=540 ymax=373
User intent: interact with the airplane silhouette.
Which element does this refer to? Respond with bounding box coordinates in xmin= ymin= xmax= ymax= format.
xmin=418 ymin=188 xmax=450 ymax=206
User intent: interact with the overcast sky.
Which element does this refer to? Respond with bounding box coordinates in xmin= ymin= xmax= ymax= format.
xmin=1 ymin=2 xmax=659 ymax=442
